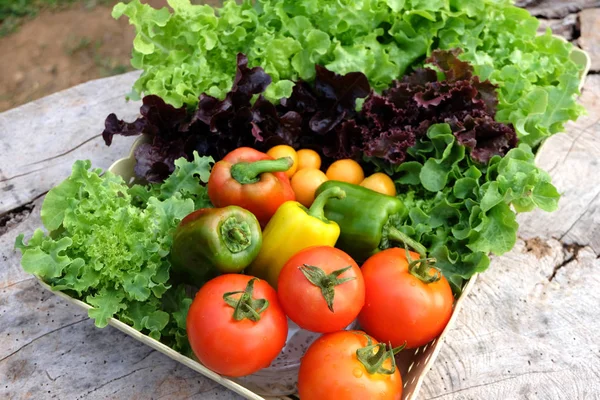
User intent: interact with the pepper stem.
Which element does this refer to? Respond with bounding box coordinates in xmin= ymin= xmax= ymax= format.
xmin=298 ymin=264 xmax=356 ymax=312
xmin=387 ymin=226 xmax=428 ymax=259
xmin=223 ymin=278 xmax=269 ymax=322
xmin=230 ymin=157 xmax=293 ymax=185
xmin=220 ymin=216 xmax=252 ymax=253
xmin=355 ymin=334 xmax=406 ymax=375
xmin=308 ymin=187 xmax=346 ymax=221
xmin=403 ymin=246 xmax=442 ymax=284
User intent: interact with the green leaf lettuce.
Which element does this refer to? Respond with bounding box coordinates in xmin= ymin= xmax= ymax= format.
xmin=15 ymin=153 xmax=213 ymax=352
xmin=391 ymin=124 xmax=560 ymax=290
xmin=115 ymin=0 xmax=585 ymax=148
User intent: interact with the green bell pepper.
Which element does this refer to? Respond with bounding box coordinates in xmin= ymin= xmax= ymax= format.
xmin=171 ymin=206 xmax=262 ymax=286
xmin=315 ymin=181 xmax=426 ymax=263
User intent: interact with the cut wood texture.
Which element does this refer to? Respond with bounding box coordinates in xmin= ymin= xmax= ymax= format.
xmin=516 ymin=0 xmax=600 ymax=18
xmin=579 ymin=8 xmax=600 ymax=71
xmin=0 ymin=71 xmax=142 ymax=216
xmin=537 ymin=14 xmax=577 ymax=41
xmin=1 ymin=13 xmax=600 ymax=400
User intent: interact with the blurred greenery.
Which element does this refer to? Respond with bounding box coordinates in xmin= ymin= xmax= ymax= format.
xmin=0 ymin=0 xmax=116 ymax=36
xmin=0 ymin=0 xmax=219 ymax=36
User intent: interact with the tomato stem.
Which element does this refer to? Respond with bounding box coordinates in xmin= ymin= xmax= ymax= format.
xmin=355 ymin=334 xmax=406 ymax=375
xmin=223 ymin=278 xmax=269 ymax=322
xmin=298 ymin=264 xmax=356 ymax=312
xmin=403 ymin=246 xmax=441 ymax=284
xmin=230 ymin=157 xmax=293 ymax=184
xmin=386 ymin=226 xmax=427 ymax=258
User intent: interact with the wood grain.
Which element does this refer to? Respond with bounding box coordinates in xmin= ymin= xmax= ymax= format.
xmin=537 ymin=14 xmax=577 ymax=41
xmin=0 ymin=71 xmax=142 ymax=216
xmin=516 ymin=0 xmax=600 ymax=18
xmin=579 ymin=8 xmax=600 ymax=71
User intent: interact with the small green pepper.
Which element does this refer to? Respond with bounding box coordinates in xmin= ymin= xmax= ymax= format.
xmin=171 ymin=206 xmax=262 ymax=286
xmin=315 ymin=181 xmax=426 ymax=263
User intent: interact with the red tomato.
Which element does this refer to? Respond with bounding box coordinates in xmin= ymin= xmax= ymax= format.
xmin=186 ymin=274 xmax=288 ymax=377
xmin=358 ymin=248 xmax=454 ymax=348
xmin=298 ymin=330 xmax=403 ymax=400
xmin=277 ymin=246 xmax=364 ymax=333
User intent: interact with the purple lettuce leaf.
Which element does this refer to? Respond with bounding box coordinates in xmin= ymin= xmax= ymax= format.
xmin=308 ymin=66 xmax=370 ymax=134
xmin=450 ymin=115 xmax=518 ymax=164
xmin=427 ymin=48 xmax=473 ymax=82
xmin=102 ymin=49 xmax=513 ymax=182
xmin=101 ymin=54 xmax=274 ymax=182
xmin=357 ymin=49 xmax=517 ymax=167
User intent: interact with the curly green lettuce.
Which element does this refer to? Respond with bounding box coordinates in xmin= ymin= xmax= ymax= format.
xmin=390 ymin=123 xmax=559 ymax=291
xmin=15 ymin=152 xmax=213 ymax=354
xmin=114 ymin=0 xmax=585 ymax=148
xmin=436 ymin=5 xmax=586 ymax=148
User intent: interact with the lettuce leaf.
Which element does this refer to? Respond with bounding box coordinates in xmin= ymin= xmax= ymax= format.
xmin=438 ymin=8 xmax=586 ymax=148
xmin=15 ymin=153 xmax=213 ymax=351
xmin=391 ymin=123 xmax=560 ymax=289
xmin=114 ymin=0 xmax=585 ymax=148
xmin=356 ymin=49 xmax=517 ymax=169
xmin=104 ymin=55 xmax=371 ymax=181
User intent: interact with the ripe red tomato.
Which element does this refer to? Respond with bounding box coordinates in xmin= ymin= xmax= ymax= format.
xmin=277 ymin=246 xmax=364 ymax=333
xmin=358 ymin=248 xmax=454 ymax=348
xmin=298 ymin=330 xmax=403 ymax=400
xmin=186 ymin=274 xmax=288 ymax=377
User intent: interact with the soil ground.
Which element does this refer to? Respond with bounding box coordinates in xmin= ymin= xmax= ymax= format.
xmin=0 ymin=0 xmax=218 ymax=112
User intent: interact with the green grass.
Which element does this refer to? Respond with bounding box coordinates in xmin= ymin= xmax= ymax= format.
xmin=90 ymin=39 xmax=133 ymax=77
xmin=62 ymin=35 xmax=133 ymax=76
xmin=63 ymin=35 xmax=92 ymax=55
xmin=0 ymin=0 xmax=116 ymax=37
xmin=95 ymin=57 xmax=131 ymax=77
xmin=0 ymin=1 xmax=222 ymax=37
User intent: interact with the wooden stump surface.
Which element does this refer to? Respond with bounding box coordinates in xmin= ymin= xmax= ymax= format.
xmin=1 ymin=4 xmax=600 ymax=399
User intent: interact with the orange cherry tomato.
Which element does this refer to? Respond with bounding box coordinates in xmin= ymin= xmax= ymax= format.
xmin=267 ymin=145 xmax=298 ymax=178
xmin=291 ymin=168 xmax=328 ymax=207
xmin=325 ymin=159 xmax=364 ymax=185
xmin=360 ymin=173 xmax=397 ymax=196
xmin=296 ymin=149 xmax=322 ymax=171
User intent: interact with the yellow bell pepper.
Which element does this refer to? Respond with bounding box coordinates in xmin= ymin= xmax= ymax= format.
xmin=246 ymin=187 xmax=346 ymax=289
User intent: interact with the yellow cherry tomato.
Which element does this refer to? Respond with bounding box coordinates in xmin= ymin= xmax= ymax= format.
xmin=296 ymin=149 xmax=322 ymax=171
xmin=267 ymin=145 xmax=298 ymax=178
xmin=325 ymin=159 xmax=364 ymax=185
xmin=360 ymin=173 xmax=397 ymax=196
xmin=291 ymin=169 xmax=329 ymax=207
